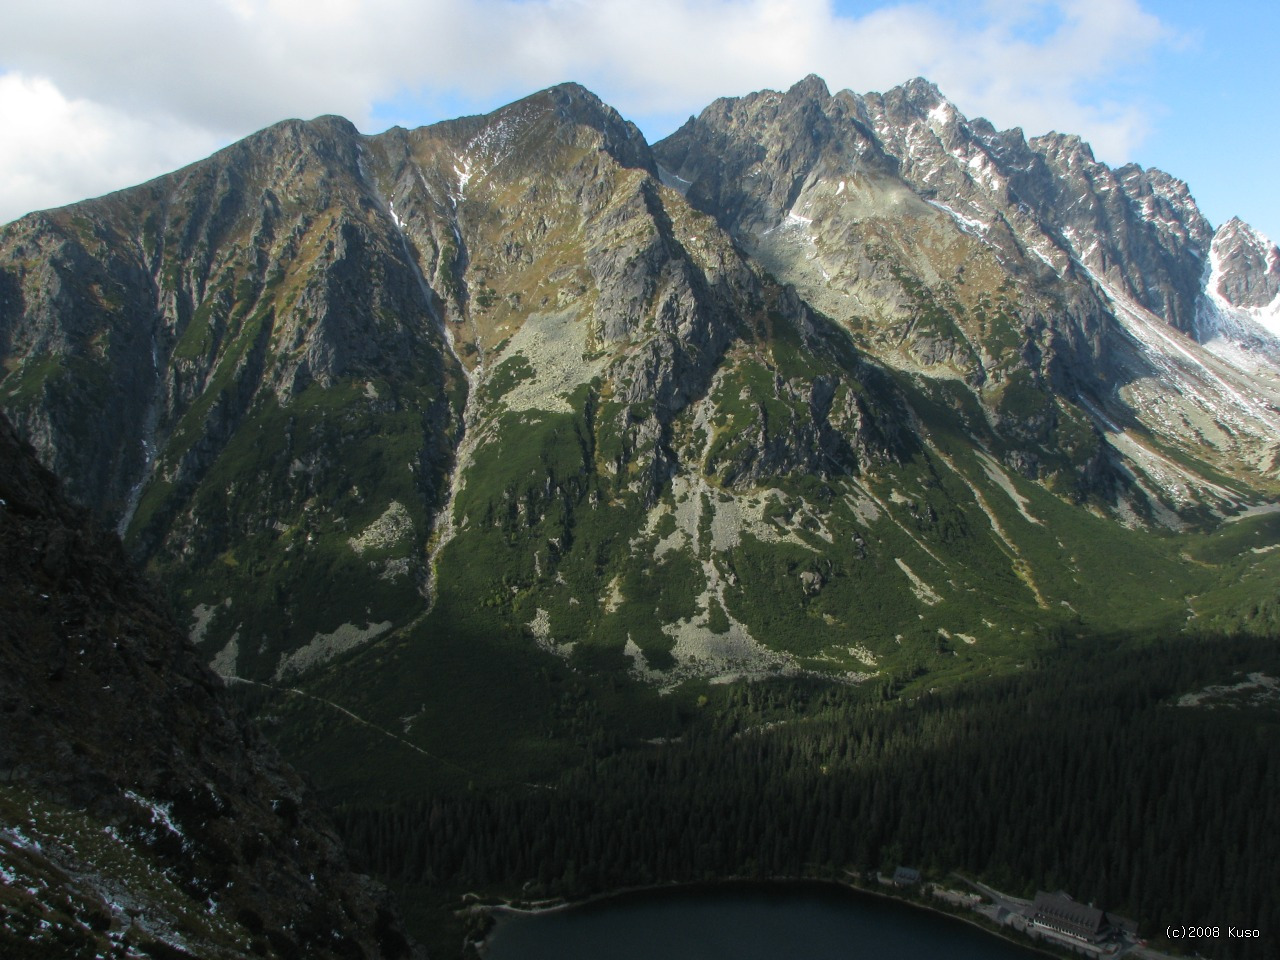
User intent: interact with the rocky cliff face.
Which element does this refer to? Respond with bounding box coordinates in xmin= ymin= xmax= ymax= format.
xmin=1 ymin=116 xmax=457 ymax=524
xmin=341 ymin=83 xmax=918 ymax=693
xmin=0 ymin=83 xmax=920 ymax=690
xmin=1200 ymin=217 xmax=1280 ymax=341
xmin=1 ymin=111 xmax=464 ymax=682
xmin=654 ymin=75 xmax=1280 ymax=501
xmin=0 ymin=412 xmax=416 ymax=959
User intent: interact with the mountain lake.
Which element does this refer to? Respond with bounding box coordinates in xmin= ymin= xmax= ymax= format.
xmin=481 ymin=881 xmax=1047 ymax=959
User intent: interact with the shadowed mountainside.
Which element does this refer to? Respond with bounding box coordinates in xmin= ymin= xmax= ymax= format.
xmin=0 ymin=412 xmax=417 ymax=960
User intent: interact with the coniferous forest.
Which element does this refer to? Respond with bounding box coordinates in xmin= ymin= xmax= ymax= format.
xmin=324 ymin=632 xmax=1280 ymax=960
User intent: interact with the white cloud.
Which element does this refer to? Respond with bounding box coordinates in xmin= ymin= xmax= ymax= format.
xmin=923 ymin=0 xmax=1172 ymax=158
xmin=0 ymin=74 xmax=221 ymax=224
xmin=0 ymin=0 xmax=1175 ymax=224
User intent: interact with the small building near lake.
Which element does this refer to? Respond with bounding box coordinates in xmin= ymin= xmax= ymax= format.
xmin=1029 ymin=890 xmax=1106 ymax=942
xmin=891 ymin=866 xmax=921 ymax=888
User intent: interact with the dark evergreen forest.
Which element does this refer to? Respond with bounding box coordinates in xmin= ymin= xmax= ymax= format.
xmin=331 ymin=633 xmax=1279 ymax=960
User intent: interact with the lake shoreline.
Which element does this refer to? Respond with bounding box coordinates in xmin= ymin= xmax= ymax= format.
xmin=473 ymin=874 xmax=1063 ymax=959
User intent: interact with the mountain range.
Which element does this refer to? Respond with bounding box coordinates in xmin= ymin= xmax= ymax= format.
xmin=2 ymin=74 xmax=1279 ymax=956
xmin=4 ymin=75 xmax=1277 ymax=690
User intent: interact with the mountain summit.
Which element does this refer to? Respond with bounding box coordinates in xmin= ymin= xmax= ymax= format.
xmin=1203 ymin=215 xmax=1280 ymax=340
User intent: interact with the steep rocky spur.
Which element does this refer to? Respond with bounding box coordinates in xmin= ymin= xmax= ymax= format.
xmin=0 ymin=412 xmax=416 ymax=960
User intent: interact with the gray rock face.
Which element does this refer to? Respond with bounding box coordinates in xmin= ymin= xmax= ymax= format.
xmin=1 ymin=114 xmax=458 ymax=526
xmin=654 ymin=74 xmax=1280 ymax=494
xmin=837 ymin=77 xmax=1213 ymax=335
xmin=1193 ymin=217 xmax=1280 ymax=355
xmin=1210 ymin=217 xmax=1280 ymax=311
xmin=0 ymin=106 xmax=481 ymax=680
xmin=657 ymin=77 xmax=1122 ymax=487
xmin=0 ymin=81 xmax=910 ymax=682
xmin=656 ymin=73 xmax=1223 ymax=348
xmin=657 ymin=75 xmax=896 ymax=237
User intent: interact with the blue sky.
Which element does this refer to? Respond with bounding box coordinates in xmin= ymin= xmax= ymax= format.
xmin=1 ymin=0 xmax=1276 ymax=243
xmin=1124 ymin=0 xmax=1280 ymax=241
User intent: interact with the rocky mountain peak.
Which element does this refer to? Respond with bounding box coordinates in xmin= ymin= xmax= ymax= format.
xmin=893 ymin=76 xmax=948 ymax=111
xmin=290 ymin=113 xmax=361 ymax=139
xmin=1029 ymin=131 xmax=1096 ymax=168
xmin=785 ymin=73 xmax=832 ymax=103
xmin=1140 ymin=166 xmax=1197 ymax=205
xmin=864 ymin=77 xmax=959 ymax=134
xmin=967 ymin=115 xmax=1000 ymax=138
xmin=523 ymin=81 xmax=657 ymax=174
xmin=655 ymin=75 xmax=895 ymax=236
xmin=654 ymin=73 xmax=1280 ymax=500
xmin=190 ymin=112 xmax=365 ymax=190
xmin=1212 ymin=217 xmax=1280 ymax=308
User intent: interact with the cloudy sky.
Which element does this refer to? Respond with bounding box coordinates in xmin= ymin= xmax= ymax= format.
xmin=2 ymin=0 xmax=1277 ymax=242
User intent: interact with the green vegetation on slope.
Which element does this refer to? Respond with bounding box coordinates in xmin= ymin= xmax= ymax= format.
xmin=135 ymin=372 xmax=450 ymax=679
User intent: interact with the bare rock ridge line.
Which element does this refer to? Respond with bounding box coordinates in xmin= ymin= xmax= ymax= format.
xmin=654 ymin=73 xmax=1280 ymax=498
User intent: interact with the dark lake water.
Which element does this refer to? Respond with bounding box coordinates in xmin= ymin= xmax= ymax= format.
xmin=482 ymin=882 xmax=1044 ymax=959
